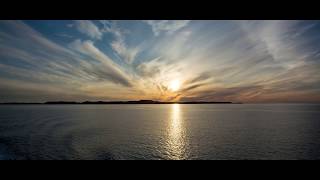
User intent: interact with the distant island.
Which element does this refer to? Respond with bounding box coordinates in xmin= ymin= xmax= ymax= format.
xmin=0 ymin=100 xmax=241 ymax=105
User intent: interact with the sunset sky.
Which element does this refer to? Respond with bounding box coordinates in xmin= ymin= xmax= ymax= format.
xmin=0 ymin=20 xmax=320 ymax=103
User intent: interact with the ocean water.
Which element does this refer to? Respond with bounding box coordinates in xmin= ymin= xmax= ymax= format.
xmin=0 ymin=104 xmax=319 ymax=160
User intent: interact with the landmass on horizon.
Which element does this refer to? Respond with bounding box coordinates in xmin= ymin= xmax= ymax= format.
xmin=0 ymin=100 xmax=241 ymax=105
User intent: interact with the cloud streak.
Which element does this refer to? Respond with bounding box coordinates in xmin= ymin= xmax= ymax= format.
xmin=0 ymin=20 xmax=320 ymax=103
xmin=144 ymin=20 xmax=190 ymax=36
xmin=101 ymin=20 xmax=140 ymax=64
xmin=69 ymin=39 xmax=133 ymax=87
xmin=75 ymin=20 xmax=103 ymax=40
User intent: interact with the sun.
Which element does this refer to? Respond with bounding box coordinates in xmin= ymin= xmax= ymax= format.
xmin=169 ymin=79 xmax=181 ymax=92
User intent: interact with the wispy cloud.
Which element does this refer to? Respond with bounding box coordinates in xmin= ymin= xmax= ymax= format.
xmin=144 ymin=20 xmax=190 ymax=36
xmin=0 ymin=21 xmax=134 ymax=101
xmin=100 ymin=20 xmax=140 ymax=64
xmin=135 ymin=20 xmax=320 ymax=102
xmin=69 ymin=39 xmax=133 ymax=87
xmin=56 ymin=33 xmax=73 ymax=38
xmin=0 ymin=20 xmax=320 ymax=102
xmin=74 ymin=20 xmax=103 ymax=40
xmin=111 ymin=39 xmax=139 ymax=64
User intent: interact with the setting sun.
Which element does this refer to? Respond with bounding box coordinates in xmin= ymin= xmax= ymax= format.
xmin=169 ymin=80 xmax=181 ymax=92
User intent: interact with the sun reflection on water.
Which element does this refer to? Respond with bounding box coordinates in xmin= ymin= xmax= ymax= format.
xmin=165 ymin=104 xmax=188 ymax=160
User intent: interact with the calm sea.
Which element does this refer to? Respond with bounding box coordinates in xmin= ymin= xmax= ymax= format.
xmin=0 ymin=104 xmax=319 ymax=160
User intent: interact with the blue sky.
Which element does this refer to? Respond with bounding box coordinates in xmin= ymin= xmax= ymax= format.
xmin=0 ymin=20 xmax=320 ymax=102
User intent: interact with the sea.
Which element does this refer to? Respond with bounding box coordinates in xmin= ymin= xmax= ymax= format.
xmin=0 ymin=104 xmax=319 ymax=160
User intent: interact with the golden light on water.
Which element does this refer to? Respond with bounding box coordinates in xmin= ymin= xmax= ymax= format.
xmin=165 ymin=104 xmax=188 ymax=160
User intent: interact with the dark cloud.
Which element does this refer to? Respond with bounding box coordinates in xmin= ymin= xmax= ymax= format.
xmin=185 ymin=72 xmax=212 ymax=85
xmin=156 ymin=83 xmax=168 ymax=94
xmin=167 ymin=94 xmax=182 ymax=101
xmin=180 ymin=86 xmax=264 ymax=102
xmin=181 ymin=83 xmax=207 ymax=92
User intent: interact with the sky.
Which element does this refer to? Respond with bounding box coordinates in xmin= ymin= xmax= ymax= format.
xmin=0 ymin=20 xmax=320 ymax=103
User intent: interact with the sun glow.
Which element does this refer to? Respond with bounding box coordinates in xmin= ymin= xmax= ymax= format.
xmin=169 ymin=80 xmax=181 ymax=92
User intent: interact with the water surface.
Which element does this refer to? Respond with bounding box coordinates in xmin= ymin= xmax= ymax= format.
xmin=0 ymin=104 xmax=319 ymax=160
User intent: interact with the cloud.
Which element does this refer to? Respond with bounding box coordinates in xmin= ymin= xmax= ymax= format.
xmin=100 ymin=20 xmax=139 ymax=63
xmin=74 ymin=20 xmax=102 ymax=40
xmin=0 ymin=78 xmax=90 ymax=102
xmin=180 ymin=85 xmax=264 ymax=102
xmin=67 ymin=23 xmax=74 ymax=28
xmin=69 ymin=39 xmax=133 ymax=87
xmin=56 ymin=33 xmax=73 ymax=38
xmin=0 ymin=20 xmax=85 ymax=82
xmin=136 ymin=57 xmax=164 ymax=77
xmin=1 ymin=20 xmax=320 ymax=103
xmin=185 ymin=72 xmax=212 ymax=85
xmin=111 ymin=37 xmax=139 ymax=64
xmin=144 ymin=20 xmax=190 ymax=36
xmin=137 ymin=20 xmax=320 ymax=102
xmin=0 ymin=21 xmax=135 ymax=102
xmin=181 ymin=83 xmax=208 ymax=93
